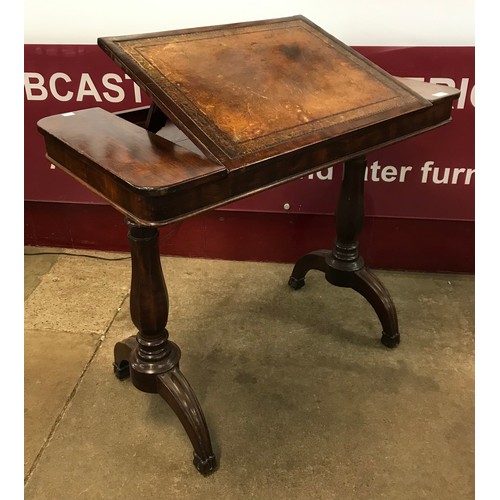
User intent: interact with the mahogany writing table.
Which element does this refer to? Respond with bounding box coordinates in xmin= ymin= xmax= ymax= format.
xmin=37 ymin=16 xmax=459 ymax=475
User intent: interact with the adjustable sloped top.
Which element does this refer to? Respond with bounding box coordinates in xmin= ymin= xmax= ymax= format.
xmin=98 ymin=15 xmax=431 ymax=170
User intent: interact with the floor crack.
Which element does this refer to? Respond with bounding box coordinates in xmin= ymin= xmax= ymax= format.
xmin=24 ymin=293 xmax=130 ymax=485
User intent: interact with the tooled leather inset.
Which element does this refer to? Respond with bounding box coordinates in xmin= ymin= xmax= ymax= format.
xmin=115 ymin=18 xmax=430 ymax=161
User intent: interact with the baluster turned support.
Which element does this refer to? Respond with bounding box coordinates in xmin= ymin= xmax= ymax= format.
xmin=289 ymin=156 xmax=400 ymax=348
xmin=113 ymin=219 xmax=217 ymax=475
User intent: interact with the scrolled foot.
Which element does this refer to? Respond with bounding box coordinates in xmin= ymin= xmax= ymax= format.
xmin=288 ymin=249 xmax=330 ymax=290
xmin=381 ymin=331 xmax=401 ymax=349
xmin=288 ymin=276 xmax=305 ymax=290
xmin=157 ymin=367 xmax=216 ymax=475
xmin=193 ymin=452 xmax=218 ymax=476
xmin=113 ymin=336 xmax=136 ymax=380
xmin=113 ymin=361 xmax=130 ymax=380
xmin=341 ymin=267 xmax=400 ymax=346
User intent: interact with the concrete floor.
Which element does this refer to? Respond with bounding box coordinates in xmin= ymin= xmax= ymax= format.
xmin=24 ymin=246 xmax=474 ymax=499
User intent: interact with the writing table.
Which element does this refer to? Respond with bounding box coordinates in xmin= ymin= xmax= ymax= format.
xmin=37 ymin=16 xmax=459 ymax=475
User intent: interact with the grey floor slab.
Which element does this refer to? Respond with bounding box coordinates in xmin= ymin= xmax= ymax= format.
xmin=24 ymin=250 xmax=59 ymax=300
xmin=24 ymin=251 xmax=474 ymax=500
xmin=24 ymin=328 xmax=100 ymax=477
xmin=24 ymin=252 xmax=131 ymax=334
xmin=24 ymin=248 xmax=131 ymax=479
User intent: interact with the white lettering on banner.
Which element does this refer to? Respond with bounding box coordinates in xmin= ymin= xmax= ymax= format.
xmin=24 ymin=71 xmax=473 ymax=109
xmin=76 ymin=73 xmax=102 ymax=102
xmin=363 ymin=161 xmax=413 ymax=182
xmin=420 ymin=161 xmax=474 ymax=185
xmin=430 ymin=77 xmax=475 ymax=110
xmin=102 ymin=73 xmax=125 ymax=103
xmin=124 ymin=74 xmax=143 ymax=104
xmin=307 ymin=167 xmax=334 ymax=180
xmin=307 ymin=160 xmax=474 ymax=186
xmin=317 ymin=167 xmax=334 ymax=180
xmin=24 ymin=71 xmax=145 ymax=103
xmin=49 ymin=72 xmax=73 ymax=101
xmin=407 ymin=77 xmax=475 ymax=109
xmin=24 ymin=73 xmax=48 ymax=100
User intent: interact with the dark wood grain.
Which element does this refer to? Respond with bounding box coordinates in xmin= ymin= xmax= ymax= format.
xmin=98 ymin=16 xmax=433 ymax=168
xmin=112 ymin=221 xmax=217 ymax=475
xmin=36 ymin=16 xmax=460 ymax=475
xmin=37 ymin=108 xmax=226 ymax=192
xmin=289 ymin=156 xmax=400 ymax=347
xmin=37 ymin=78 xmax=457 ymax=226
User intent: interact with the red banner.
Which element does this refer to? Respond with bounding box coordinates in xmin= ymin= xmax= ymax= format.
xmin=24 ymin=45 xmax=474 ymax=221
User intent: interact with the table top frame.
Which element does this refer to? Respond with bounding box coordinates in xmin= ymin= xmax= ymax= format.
xmin=38 ymin=17 xmax=460 ymax=225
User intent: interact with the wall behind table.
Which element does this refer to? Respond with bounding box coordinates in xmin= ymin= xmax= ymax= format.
xmin=24 ymin=1 xmax=475 ymax=272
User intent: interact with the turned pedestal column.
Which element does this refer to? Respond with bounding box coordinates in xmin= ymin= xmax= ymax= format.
xmin=288 ymin=156 xmax=400 ymax=348
xmin=113 ymin=220 xmax=217 ymax=475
